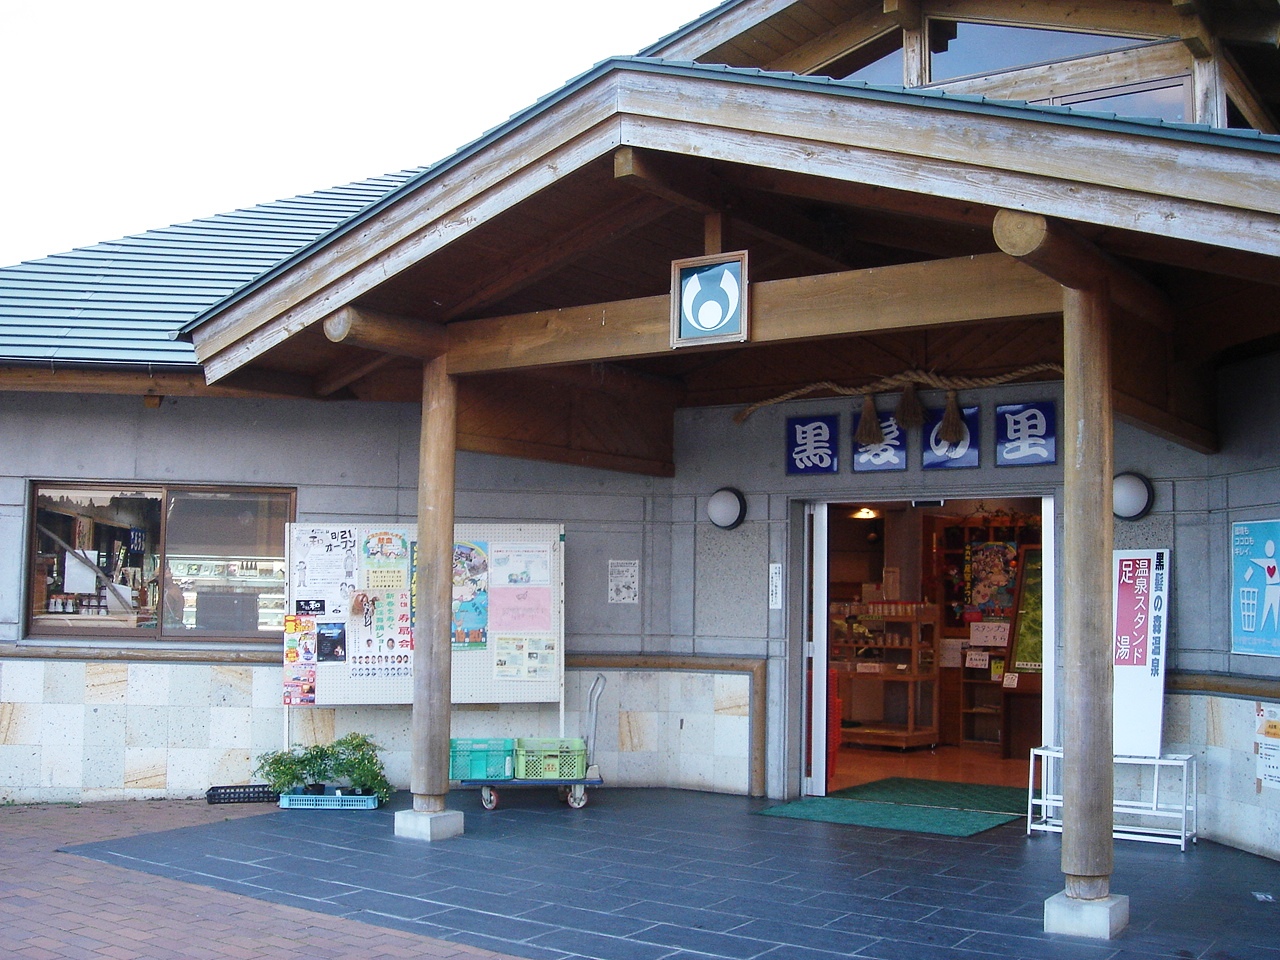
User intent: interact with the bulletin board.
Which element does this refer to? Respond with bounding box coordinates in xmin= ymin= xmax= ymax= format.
xmin=281 ymin=522 xmax=564 ymax=707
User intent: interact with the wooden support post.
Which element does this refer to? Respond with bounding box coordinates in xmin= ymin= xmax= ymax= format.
xmin=411 ymin=355 xmax=457 ymax=812
xmin=704 ymin=211 xmax=724 ymax=256
xmin=1061 ymin=283 xmax=1116 ymax=901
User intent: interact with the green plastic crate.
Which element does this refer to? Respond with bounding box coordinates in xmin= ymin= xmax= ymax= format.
xmin=450 ymin=738 xmax=514 ymax=780
xmin=514 ymin=737 xmax=587 ymax=780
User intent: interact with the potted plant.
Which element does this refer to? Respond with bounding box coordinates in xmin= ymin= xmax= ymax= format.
xmin=297 ymin=743 xmax=335 ymax=794
xmin=252 ymin=747 xmax=308 ymax=796
xmin=331 ymin=732 xmax=392 ymax=803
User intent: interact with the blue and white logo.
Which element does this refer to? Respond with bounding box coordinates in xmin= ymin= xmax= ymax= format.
xmin=679 ymin=261 xmax=742 ymax=340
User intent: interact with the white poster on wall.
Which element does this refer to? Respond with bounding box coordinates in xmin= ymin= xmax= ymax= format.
xmin=1112 ymin=549 xmax=1170 ymax=758
xmin=1257 ymin=702 xmax=1280 ymax=789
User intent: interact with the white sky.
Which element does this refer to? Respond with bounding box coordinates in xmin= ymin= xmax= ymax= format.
xmin=0 ymin=0 xmax=717 ymax=267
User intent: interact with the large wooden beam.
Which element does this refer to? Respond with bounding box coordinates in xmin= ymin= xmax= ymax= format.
xmin=411 ymin=356 xmax=457 ymax=812
xmin=993 ymin=210 xmax=1174 ymax=330
xmin=323 ymin=306 xmax=448 ymax=359
xmin=0 ymin=366 xmax=320 ymax=400
xmin=447 ymin=253 xmax=1060 ymax=374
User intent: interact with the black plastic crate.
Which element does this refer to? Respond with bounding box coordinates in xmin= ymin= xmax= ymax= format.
xmin=205 ymin=784 xmax=279 ymax=804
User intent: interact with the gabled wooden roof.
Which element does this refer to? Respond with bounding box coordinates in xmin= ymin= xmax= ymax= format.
xmin=167 ymin=55 xmax=1279 ymax=470
xmin=4 ymin=1 xmax=1279 ymax=474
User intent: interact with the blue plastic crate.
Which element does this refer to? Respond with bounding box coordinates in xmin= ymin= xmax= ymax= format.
xmin=278 ymin=792 xmax=379 ymax=809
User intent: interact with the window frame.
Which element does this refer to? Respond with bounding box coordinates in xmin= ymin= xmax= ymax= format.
xmin=25 ymin=480 xmax=296 ymax=647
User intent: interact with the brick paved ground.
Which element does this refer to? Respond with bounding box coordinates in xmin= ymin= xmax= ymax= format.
xmin=0 ymin=799 xmax=512 ymax=960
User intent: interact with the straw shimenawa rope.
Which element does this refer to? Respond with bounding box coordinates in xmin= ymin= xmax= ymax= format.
xmin=733 ymin=364 xmax=1065 ymax=444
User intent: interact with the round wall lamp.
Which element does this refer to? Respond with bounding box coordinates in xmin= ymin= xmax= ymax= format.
xmin=707 ymin=487 xmax=747 ymax=529
xmin=1113 ymin=472 xmax=1154 ymax=521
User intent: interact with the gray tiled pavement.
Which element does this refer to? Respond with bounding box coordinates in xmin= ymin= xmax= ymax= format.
xmin=47 ymin=787 xmax=1280 ymax=960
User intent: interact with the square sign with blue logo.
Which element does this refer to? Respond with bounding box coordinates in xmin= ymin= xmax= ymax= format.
xmin=786 ymin=415 xmax=839 ymax=475
xmin=922 ymin=406 xmax=980 ymax=469
xmin=995 ymin=402 xmax=1056 ymax=466
xmin=852 ymin=412 xmax=907 ymax=472
xmin=670 ymin=251 xmax=749 ymax=348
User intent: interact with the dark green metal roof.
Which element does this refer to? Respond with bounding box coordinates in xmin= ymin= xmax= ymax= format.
xmin=0 ymin=170 xmax=423 ymax=367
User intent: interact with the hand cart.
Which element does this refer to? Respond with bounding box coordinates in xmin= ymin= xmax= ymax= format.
xmin=463 ymin=674 xmax=606 ymax=810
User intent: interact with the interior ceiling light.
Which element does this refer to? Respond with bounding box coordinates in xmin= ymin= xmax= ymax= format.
xmin=851 ymin=507 xmax=880 ymax=520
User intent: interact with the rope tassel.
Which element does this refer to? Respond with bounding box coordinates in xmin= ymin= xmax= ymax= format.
xmin=938 ymin=389 xmax=966 ymax=445
xmin=855 ymin=395 xmax=884 ymax=445
xmin=893 ymin=381 xmax=924 ymax=429
xmin=730 ymin=362 xmax=1063 ymax=424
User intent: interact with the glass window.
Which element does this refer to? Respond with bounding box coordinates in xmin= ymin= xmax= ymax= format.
xmin=844 ymin=45 xmax=904 ymax=86
xmin=836 ymin=29 xmax=903 ymax=86
xmin=1057 ymin=80 xmax=1188 ymax=123
xmin=930 ymin=20 xmax=1142 ymax=82
xmin=28 ymin=483 xmax=293 ymax=643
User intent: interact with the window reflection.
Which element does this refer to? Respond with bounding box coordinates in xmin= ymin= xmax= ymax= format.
xmin=930 ymin=20 xmax=1141 ymax=82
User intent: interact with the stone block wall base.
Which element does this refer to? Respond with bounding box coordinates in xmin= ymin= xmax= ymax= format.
xmin=393 ymin=809 xmax=464 ymax=841
xmin=1044 ymin=890 xmax=1130 ymax=939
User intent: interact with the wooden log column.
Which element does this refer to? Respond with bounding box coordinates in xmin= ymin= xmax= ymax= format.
xmin=412 ymin=355 xmax=457 ymax=812
xmin=995 ymin=210 xmax=1119 ymax=905
xmin=1061 ymin=284 xmax=1116 ymax=900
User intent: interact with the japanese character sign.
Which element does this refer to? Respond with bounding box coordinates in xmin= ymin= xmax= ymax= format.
xmin=922 ymin=406 xmax=980 ymax=470
xmin=995 ymin=402 xmax=1056 ymax=466
xmin=786 ymin=415 xmax=839 ymax=475
xmin=1113 ymin=548 xmax=1170 ymax=757
xmin=853 ymin=413 xmax=907 ymax=472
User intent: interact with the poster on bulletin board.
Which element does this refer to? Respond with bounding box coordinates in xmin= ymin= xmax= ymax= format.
xmin=283 ymin=522 xmax=563 ymax=707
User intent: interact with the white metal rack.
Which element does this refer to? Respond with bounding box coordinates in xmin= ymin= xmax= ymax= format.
xmin=1027 ymin=745 xmax=1197 ymax=851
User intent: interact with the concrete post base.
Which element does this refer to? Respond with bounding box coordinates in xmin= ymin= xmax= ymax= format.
xmin=393 ymin=809 xmax=464 ymax=842
xmin=1044 ymin=890 xmax=1129 ymax=939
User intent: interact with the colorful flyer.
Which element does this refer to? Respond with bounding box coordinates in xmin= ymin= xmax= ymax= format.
xmin=452 ymin=541 xmax=489 ymax=648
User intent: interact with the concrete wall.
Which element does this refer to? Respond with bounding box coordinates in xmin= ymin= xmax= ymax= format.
xmin=0 ymin=391 xmax=758 ymax=802
xmin=2 ymin=368 xmax=1279 ymax=859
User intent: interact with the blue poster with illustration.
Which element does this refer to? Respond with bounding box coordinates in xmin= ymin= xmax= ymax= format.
xmin=1232 ymin=519 xmax=1280 ymax=657
xmin=922 ymin=406 xmax=980 ymax=469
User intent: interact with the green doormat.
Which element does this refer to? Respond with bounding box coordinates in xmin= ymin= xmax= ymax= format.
xmin=829 ymin=777 xmax=1027 ymax=816
xmin=758 ymin=796 xmax=1021 ymax=837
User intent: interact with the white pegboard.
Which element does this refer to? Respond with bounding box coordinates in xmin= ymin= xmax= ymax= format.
xmin=451 ymin=523 xmax=564 ymax=705
xmin=285 ymin=523 xmax=564 ymax=707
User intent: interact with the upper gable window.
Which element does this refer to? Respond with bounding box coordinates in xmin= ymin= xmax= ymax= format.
xmin=929 ymin=20 xmax=1142 ymax=83
xmin=841 ymin=30 xmax=904 ymax=86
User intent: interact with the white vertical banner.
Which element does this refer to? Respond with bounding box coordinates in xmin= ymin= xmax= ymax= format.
xmin=1112 ymin=549 xmax=1171 ymax=757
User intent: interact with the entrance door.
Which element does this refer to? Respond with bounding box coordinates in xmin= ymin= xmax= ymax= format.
xmin=805 ymin=496 xmax=1056 ymax=794
xmin=803 ymin=502 xmax=829 ymax=796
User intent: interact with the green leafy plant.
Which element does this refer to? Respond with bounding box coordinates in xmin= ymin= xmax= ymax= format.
xmin=297 ymin=743 xmax=335 ymax=790
xmin=331 ymin=732 xmax=392 ymax=803
xmin=252 ymin=747 xmax=308 ymax=795
xmin=254 ymin=734 xmax=392 ymax=804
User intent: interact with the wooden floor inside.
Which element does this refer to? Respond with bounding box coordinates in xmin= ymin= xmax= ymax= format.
xmin=829 ymin=742 xmax=1030 ymax=791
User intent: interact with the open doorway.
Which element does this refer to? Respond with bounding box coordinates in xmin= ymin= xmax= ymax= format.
xmin=819 ymin=498 xmax=1045 ymax=793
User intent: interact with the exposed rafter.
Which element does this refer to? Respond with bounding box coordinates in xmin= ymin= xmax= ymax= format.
xmin=614 ymin=146 xmax=856 ymax=271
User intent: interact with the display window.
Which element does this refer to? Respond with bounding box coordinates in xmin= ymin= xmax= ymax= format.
xmin=28 ymin=483 xmax=294 ymax=643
